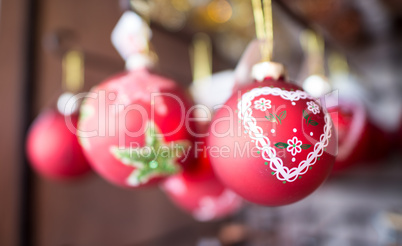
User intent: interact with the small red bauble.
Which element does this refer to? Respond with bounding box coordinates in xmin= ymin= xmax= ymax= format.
xmin=400 ymin=122 xmax=402 ymax=151
xmin=364 ymin=122 xmax=393 ymax=162
xmin=26 ymin=110 xmax=91 ymax=179
xmin=162 ymin=143 xmax=242 ymax=221
xmin=399 ymin=118 xmax=402 ymax=150
xmin=207 ymin=73 xmax=336 ymax=206
xmin=328 ymin=98 xmax=370 ymax=171
xmin=78 ymin=69 xmax=195 ymax=188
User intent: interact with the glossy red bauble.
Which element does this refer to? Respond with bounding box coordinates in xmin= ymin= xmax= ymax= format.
xmin=26 ymin=110 xmax=91 ymax=179
xmin=162 ymin=143 xmax=242 ymax=221
xmin=207 ymin=78 xmax=337 ymax=206
xmin=78 ymin=69 xmax=195 ymax=188
xmin=364 ymin=122 xmax=393 ymax=163
xmin=399 ymin=118 xmax=402 ymax=151
xmin=328 ymin=98 xmax=370 ymax=171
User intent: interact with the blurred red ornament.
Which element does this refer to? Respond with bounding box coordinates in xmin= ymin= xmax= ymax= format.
xmin=26 ymin=110 xmax=91 ymax=179
xmin=396 ymin=116 xmax=402 ymax=153
xmin=163 ymin=143 xmax=242 ymax=221
xmin=328 ymin=98 xmax=370 ymax=171
xmin=207 ymin=63 xmax=337 ymax=206
xmin=364 ymin=122 xmax=394 ymax=163
xmin=78 ymin=68 xmax=195 ymax=188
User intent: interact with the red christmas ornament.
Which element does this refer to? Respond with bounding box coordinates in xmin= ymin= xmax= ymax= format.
xmin=207 ymin=62 xmax=337 ymax=206
xmin=26 ymin=110 xmax=91 ymax=179
xmin=364 ymin=122 xmax=393 ymax=162
xmin=399 ymin=120 xmax=402 ymax=150
xmin=328 ymin=98 xmax=370 ymax=171
xmin=162 ymin=141 xmax=242 ymax=221
xmin=78 ymin=68 xmax=195 ymax=188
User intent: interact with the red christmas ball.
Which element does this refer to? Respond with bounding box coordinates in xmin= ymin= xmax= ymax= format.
xmin=400 ymin=124 xmax=402 ymax=150
xmin=78 ymin=69 xmax=195 ymax=188
xmin=207 ymin=76 xmax=336 ymax=206
xmin=364 ymin=122 xmax=393 ymax=163
xmin=162 ymin=142 xmax=242 ymax=221
xmin=328 ymin=98 xmax=370 ymax=171
xmin=26 ymin=110 xmax=91 ymax=179
xmin=399 ymin=118 xmax=402 ymax=150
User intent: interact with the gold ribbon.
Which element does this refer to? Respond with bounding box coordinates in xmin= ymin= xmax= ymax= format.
xmin=190 ymin=33 xmax=212 ymax=83
xmin=62 ymin=50 xmax=84 ymax=93
xmin=300 ymin=29 xmax=325 ymax=76
xmin=251 ymin=0 xmax=273 ymax=61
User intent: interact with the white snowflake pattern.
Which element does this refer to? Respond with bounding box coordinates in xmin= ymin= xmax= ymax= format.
xmin=307 ymin=101 xmax=320 ymax=114
xmin=254 ymin=98 xmax=272 ymax=111
xmin=287 ymin=136 xmax=303 ymax=156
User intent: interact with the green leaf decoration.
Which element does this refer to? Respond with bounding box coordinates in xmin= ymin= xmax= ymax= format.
xmin=275 ymin=142 xmax=289 ymax=149
xmin=145 ymin=124 xmax=158 ymax=147
xmin=300 ymin=144 xmax=312 ymax=149
xmin=308 ymin=119 xmax=319 ymax=126
xmin=302 ymin=110 xmax=319 ymax=126
xmin=265 ymin=114 xmax=277 ymax=123
xmin=79 ymin=104 xmax=95 ymax=122
xmin=279 ymin=110 xmax=287 ymax=120
xmin=265 ymin=110 xmax=286 ymax=125
xmin=302 ymin=110 xmax=309 ymax=120
xmin=110 ymin=122 xmax=190 ymax=186
xmin=275 ymin=114 xmax=282 ymax=125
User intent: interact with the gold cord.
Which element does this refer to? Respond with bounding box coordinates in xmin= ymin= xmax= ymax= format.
xmin=251 ymin=0 xmax=273 ymax=61
xmin=300 ymin=29 xmax=325 ymax=76
xmin=191 ymin=33 xmax=212 ymax=83
xmin=62 ymin=50 xmax=84 ymax=93
xmin=328 ymin=52 xmax=349 ymax=75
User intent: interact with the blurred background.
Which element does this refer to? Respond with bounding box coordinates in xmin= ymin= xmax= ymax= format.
xmin=1 ymin=0 xmax=402 ymax=245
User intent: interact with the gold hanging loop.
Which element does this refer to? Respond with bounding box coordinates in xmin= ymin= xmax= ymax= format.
xmin=300 ymin=29 xmax=325 ymax=76
xmin=263 ymin=0 xmax=273 ymax=60
xmin=130 ymin=0 xmax=153 ymax=24
xmin=129 ymin=0 xmax=158 ymax=64
xmin=328 ymin=52 xmax=349 ymax=75
xmin=62 ymin=50 xmax=84 ymax=93
xmin=190 ymin=33 xmax=212 ymax=84
xmin=251 ymin=0 xmax=273 ymax=61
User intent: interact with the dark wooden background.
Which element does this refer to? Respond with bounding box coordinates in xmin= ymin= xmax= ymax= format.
xmin=0 ymin=0 xmax=232 ymax=245
xmin=2 ymin=0 xmax=402 ymax=245
xmin=0 ymin=0 xmax=29 ymax=245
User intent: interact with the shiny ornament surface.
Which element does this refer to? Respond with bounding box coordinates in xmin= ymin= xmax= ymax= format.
xmin=328 ymin=98 xmax=369 ymax=171
xmin=207 ymin=78 xmax=336 ymax=206
xmin=26 ymin=110 xmax=90 ymax=179
xmin=364 ymin=122 xmax=393 ymax=163
xmin=78 ymin=69 xmax=194 ymax=188
xmin=163 ymin=142 xmax=242 ymax=221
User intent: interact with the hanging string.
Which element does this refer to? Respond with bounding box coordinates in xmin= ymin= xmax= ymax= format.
xmin=328 ymin=52 xmax=349 ymax=75
xmin=263 ymin=0 xmax=273 ymax=60
xmin=129 ymin=0 xmax=155 ymax=61
xmin=251 ymin=0 xmax=273 ymax=61
xmin=130 ymin=0 xmax=152 ymax=24
xmin=62 ymin=50 xmax=84 ymax=93
xmin=190 ymin=33 xmax=212 ymax=84
xmin=300 ymin=29 xmax=325 ymax=76
xmin=252 ymin=0 xmax=264 ymax=40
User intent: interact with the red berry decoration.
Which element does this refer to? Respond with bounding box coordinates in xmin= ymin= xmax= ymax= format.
xmin=207 ymin=62 xmax=337 ymax=206
xmin=328 ymin=98 xmax=370 ymax=171
xmin=78 ymin=69 xmax=194 ymax=188
xmin=163 ymin=142 xmax=242 ymax=221
xmin=26 ymin=110 xmax=91 ymax=179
